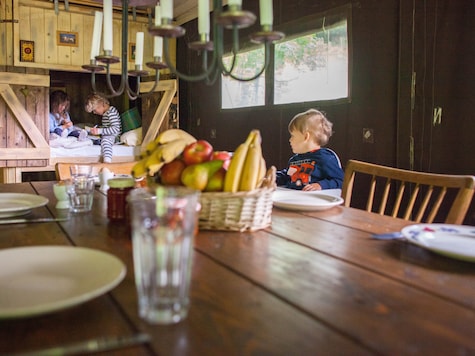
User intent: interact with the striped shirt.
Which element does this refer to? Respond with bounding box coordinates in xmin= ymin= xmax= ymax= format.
xmin=101 ymin=106 xmax=122 ymax=137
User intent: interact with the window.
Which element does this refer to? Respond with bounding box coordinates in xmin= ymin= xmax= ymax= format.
xmin=221 ymin=5 xmax=351 ymax=109
xmin=221 ymin=49 xmax=266 ymax=109
xmin=274 ymin=21 xmax=348 ymax=104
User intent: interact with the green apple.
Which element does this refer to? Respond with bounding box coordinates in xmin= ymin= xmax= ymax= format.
xmin=181 ymin=160 xmax=224 ymax=191
xmin=204 ymin=167 xmax=227 ymax=192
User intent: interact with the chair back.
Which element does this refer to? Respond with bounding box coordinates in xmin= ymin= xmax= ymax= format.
xmin=55 ymin=162 xmax=137 ymax=181
xmin=341 ymin=159 xmax=475 ymax=224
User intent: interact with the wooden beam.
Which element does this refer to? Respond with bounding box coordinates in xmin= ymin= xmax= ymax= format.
xmin=140 ymin=79 xmax=177 ymax=150
xmin=0 ymin=73 xmax=50 ymax=87
xmin=0 ymin=84 xmax=49 ymax=149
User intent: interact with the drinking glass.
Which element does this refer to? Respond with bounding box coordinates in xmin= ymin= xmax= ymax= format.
xmin=66 ymin=176 xmax=95 ymax=213
xmin=69 ymin=164 xmax=92 ymax=178
xmin=128 ymin=186 xmax=200 ymax=325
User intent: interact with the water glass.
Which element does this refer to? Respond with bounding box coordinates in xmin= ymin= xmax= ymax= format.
xmin=66 ymin=176 xmax=95 ymax=213
xmin=128 ymin=186 xmax=200 ymax=325
xmin=69 ymin=164 xmax=92 ymax=178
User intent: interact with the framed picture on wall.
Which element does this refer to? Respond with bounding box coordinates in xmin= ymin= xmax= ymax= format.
xmin=57 ymin=31 xmax=78 ymax=47
xmin=20 ymin=40 xmax=35 ymax=62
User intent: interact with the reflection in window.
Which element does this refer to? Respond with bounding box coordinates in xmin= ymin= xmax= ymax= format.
xmin=274 ymin=20 xmax=348 ymax=105
xmin=220 ymin=6 xmax=350 ymax=109
xmin=221 ymin=49 xmax=265 ymax=109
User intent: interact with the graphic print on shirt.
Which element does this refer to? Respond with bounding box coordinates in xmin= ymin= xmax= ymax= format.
xmin=287 ymin=159 xmax=316 ymax=187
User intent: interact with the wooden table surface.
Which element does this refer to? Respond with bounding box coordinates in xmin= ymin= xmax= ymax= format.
xmin=0 ymin=181 xmax=475 ymax=355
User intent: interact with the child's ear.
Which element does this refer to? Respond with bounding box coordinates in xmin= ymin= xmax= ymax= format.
xmin=304 ymin=131 xmax=311 ymax=141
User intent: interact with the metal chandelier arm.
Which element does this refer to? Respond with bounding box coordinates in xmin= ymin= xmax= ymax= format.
xmin=163 ymin=37 xmax=218 ymax=82
xmin=221 ymin=41 xmax=271 ymax=82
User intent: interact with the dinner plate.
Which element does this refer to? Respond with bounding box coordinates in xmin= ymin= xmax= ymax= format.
xmin=0 ymin=246 xmax=126 ymax=318
xmin=272 ymin=190 xmax=344 ymax=211
xmin=401 ymin=224 xmax=475 ymax=262
xmin=0 ymin=193 xmax=49 ymax=218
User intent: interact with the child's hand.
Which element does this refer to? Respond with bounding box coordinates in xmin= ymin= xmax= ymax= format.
xmin=62 ymin=121 xmax=73 ymax=129
xmin=90 ymin=127 xmax=100 ymax=135
xmin=302 ymin=183 xmax=322 ymax=191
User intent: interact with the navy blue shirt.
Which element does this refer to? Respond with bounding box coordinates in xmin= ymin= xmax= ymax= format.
xmin=276 ymin=148 xmax=344 ymax=190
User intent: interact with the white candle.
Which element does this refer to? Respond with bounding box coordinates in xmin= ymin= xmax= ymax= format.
xmin=135 ymin=32 xmax=144 ymax=66
xmin=198 ymin=0 xmax=210 ymax=36
xmin=161 ymin=0 xmax=173 ymax=21
xmin=228 ymin=0 xmax=242 ymax=6
xmin=154 ymin=5 xmax=161 ymax=26
xmin=103 ymin=0 xmax=113 ymax=52
xmin=259 ymin=0 xmax=273 ymax=26
xmin=153 ymin=5 xmax=163 ymax=58
xmin=154 ymin=36 xmax=163 ymax=58
xmin=90 ymin=11 xmax=103 ymax=60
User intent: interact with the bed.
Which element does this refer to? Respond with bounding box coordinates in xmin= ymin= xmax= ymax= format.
xmin=0 ymin=77 xmax=177 ymax=183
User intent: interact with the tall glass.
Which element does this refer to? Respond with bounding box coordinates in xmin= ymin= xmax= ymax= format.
xmin=128 ymin=186 xmax=200 ymax=325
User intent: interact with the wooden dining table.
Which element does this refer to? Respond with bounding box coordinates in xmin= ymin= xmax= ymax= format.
xmin=0 ymin=181 xmax=475 ymax=355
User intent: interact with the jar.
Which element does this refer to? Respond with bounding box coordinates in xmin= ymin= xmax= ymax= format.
xmin=107 ymin=177 xmax=135 ymax=221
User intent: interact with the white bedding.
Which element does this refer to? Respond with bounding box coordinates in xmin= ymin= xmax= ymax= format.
xmin=50 ymin=137 xmax=140 ymax=158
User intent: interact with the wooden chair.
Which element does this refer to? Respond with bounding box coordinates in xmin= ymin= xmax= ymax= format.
xmin=341 ymin=159 xmax=475 ymax=224
xmin=55 ymin=161 xmax=137 ymax=181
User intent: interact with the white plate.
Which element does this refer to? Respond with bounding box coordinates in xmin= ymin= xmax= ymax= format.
xmin=401 ymin=224 xmax=475 ymax=262
xmin=0 ymin=193 xmax=49 ymax=218
xmin=273 ymin=190 xmax=344 ymax=211
xmin=0 ymin=246 xmax=126 ymax=318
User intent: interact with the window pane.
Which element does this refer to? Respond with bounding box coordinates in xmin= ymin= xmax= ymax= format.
xmin=274 ymin=20 xmax=348 ymax=105
xmin=221 ymin=49 xmax=266 ymax=109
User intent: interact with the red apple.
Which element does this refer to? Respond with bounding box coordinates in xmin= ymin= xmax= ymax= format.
xmin=160 ymin=159 xmax=186 ymax=185
xmin=212 ymin=151 xmax=232 ymax=170
xmin=183 ymin=140 xmax=213 ymax=165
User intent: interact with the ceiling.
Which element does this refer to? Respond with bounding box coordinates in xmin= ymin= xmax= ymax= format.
xmin=41 ymin=0 xmax=228 ymax=25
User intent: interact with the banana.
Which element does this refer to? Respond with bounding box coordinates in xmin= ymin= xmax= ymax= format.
xmin=143 ymin=138 xmax=191 ymax=176
xmin=257 ymin=156 xmax=267 ymax=188
xmin=155 ymin=129 xmax=197 ymax=146
xmin=224 ymin=129 xmax=259 ymax=192
xmin=131 ymin=158 xmax=148 ymax=179
xmin=144 ymin=139 xmax=160 ymax=156
xmin=145 ymin=152 xmax=165 ymax=176
xmin=159 ymin=138 xmax=191 ymax=163
xmin=239 ymin=141 xmax=262 ymax=191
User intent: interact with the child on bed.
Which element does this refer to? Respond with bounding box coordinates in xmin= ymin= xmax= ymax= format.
xmin=276 ymin=108 xmax=344 ymax=191
xmin=85 ymin=93 xmax=122 ymax=163
xmin=49 ymin=90 xmax=87 ymax=140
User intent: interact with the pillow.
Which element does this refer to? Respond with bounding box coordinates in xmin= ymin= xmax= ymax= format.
xmin=120 ymin=107 xmax=142 ymax=133
xmin=120 ymin=127 xmax=143 ymax=146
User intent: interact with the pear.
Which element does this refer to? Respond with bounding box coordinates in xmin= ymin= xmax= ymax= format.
xmin=205 ymin=167 xmax=227 ymax=192
xmin=181 ymin=160 xmax=224 ymax=191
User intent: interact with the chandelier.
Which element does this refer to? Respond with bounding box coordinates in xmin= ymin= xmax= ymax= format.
xmin=82 ymin=0 xmax=284 ymax=99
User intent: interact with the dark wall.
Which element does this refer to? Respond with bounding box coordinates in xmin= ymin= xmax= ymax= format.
xmin=177 ymin=0 xmax=400 ymax=171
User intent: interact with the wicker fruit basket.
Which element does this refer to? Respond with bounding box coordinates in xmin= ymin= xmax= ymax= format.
xmin=198 ymin=167 xmax=276 ymax=232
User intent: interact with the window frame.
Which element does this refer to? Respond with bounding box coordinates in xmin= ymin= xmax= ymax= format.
xmin=220 ymin=3 xmax=353 ymax=111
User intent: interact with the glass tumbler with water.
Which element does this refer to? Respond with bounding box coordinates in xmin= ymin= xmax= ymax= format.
xmin=128 ymin=186 xmax=200 ymax=325
xmin=66 ymin=176 xmax=95 ymax=213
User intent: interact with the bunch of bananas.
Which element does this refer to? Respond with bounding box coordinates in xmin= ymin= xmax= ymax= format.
xmin=131 ymin=129 xmax=196 ymax=179
xmin=224 ymin=129 xmax=267 ymax=192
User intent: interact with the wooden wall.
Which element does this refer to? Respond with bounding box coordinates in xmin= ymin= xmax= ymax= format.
xmin=7 ymin=0 xmax=154 ymax=73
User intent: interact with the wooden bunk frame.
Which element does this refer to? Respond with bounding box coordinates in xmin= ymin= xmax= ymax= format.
xmin=0 ymin=75 xmax=177 ymax=183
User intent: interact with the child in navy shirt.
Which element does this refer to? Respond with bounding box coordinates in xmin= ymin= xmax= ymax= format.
xmin=276 ymin=109 xmax=343 ymax=191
